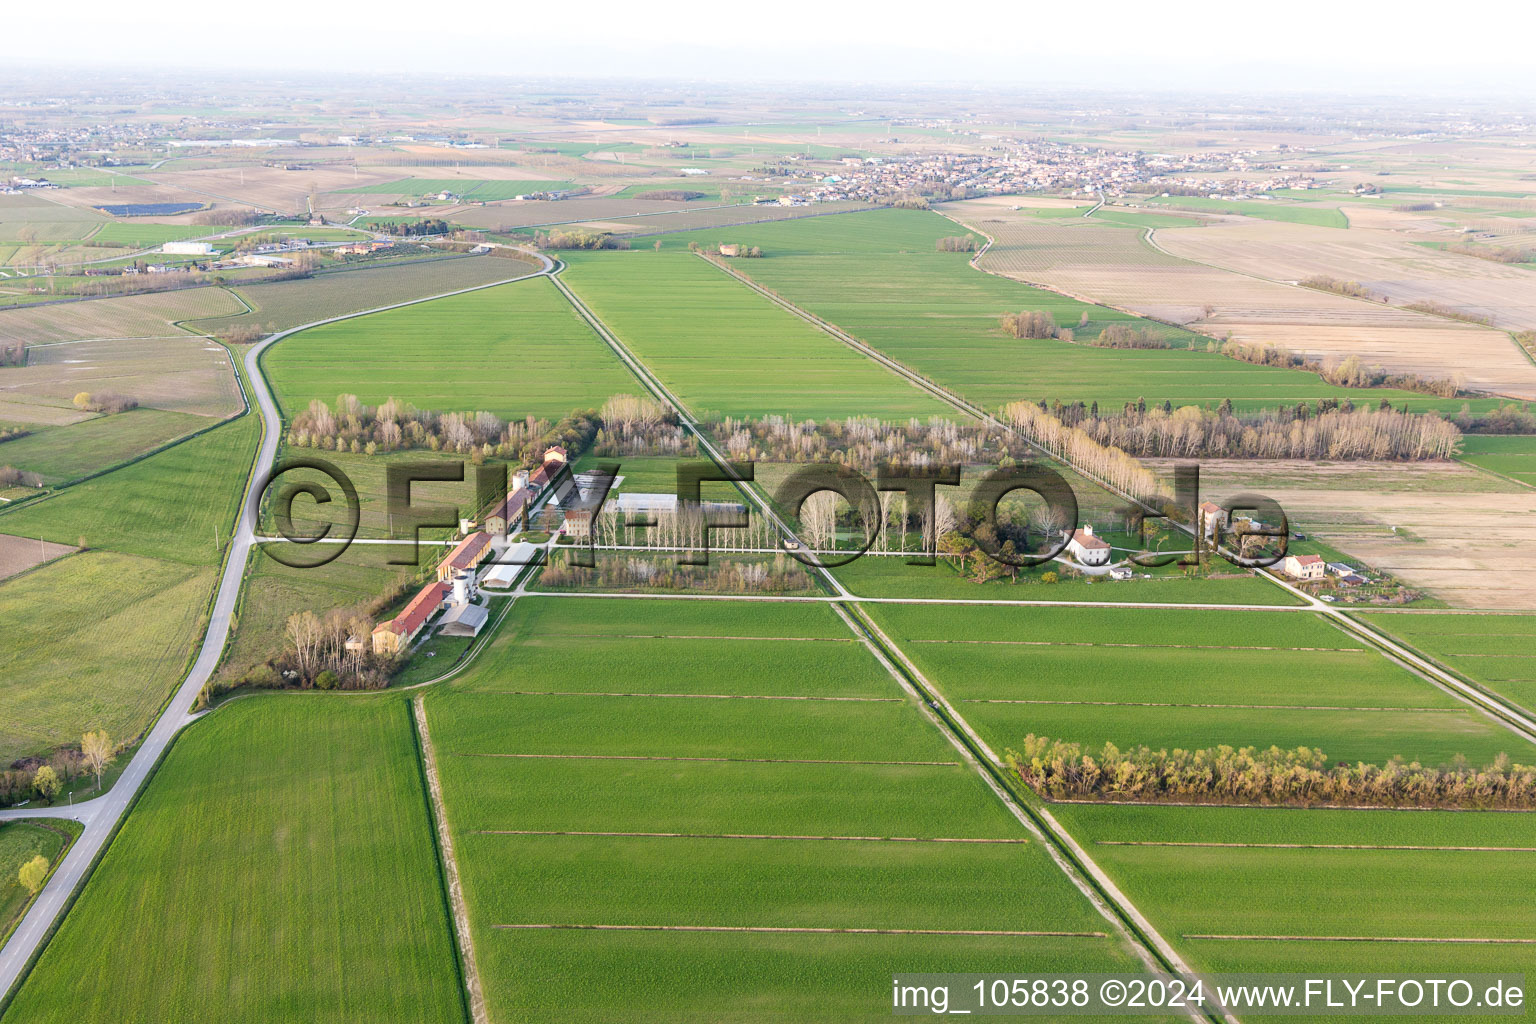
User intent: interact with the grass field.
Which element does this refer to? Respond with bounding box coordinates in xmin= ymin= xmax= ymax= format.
xmin=0 ymin=698 xmax=465 ymax=1024
xmin=0 ymin=414 xmax=257 ymax=759
xmin=0 ymin=407 xmax=211 ymax=483
xmin=1359 ymin=611 xmax=1536 ymax=714
xmin=1053 ymin=802 xmax=1536 ymax=986
xmin=0 ymin=411 xmax=256 ymax=561
xmin=265 ymin=275 xmax=635 ymax=419
xmin=868 ymin=602 xmax=1536 ymax=767
xmin=0 ymin=286 xmax=245 ymax=345
xmin=85 ymin=222 xmax=219 ymax=246
xmin=338 ymin=177 xmax=568 ymax=198
xmin=558 ymin=249 xmax=950 ymax=420
xmin=219 ymin=546 xmax=417 ymax=680
xmin=0 ymin=550 xmax=214 ymax=762
xmin=0 ymin=820 xmax=74 ymax=940
xmin=1458 ymin=434 xmax=1536 ymax=486
xmin=1142 ymin=196 xmax=1350 ymax=228
xmin=428 ymin=596 xmax=1147 ymax=1020
xmin=831 ymin=554 xmax=1300 ymax=605
xmin=204 ymin=255 xmax=536 ymax=334
xmin=643 ymin=209 xmax=1454 ymax=413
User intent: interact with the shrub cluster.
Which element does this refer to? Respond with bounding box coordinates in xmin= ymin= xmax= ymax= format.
xmin=0 ymin=340 xmax=24 ymax=367
xmin=936 ymin=235 xmax=978 ymax=252
xmin=1300 ymin=275 xmax=1378 ymax=299
xmin=1006 ymin=734 xmax=1536 ymax=810
xmin=1220 ymin=340 xmax=1461 ymax=397
xmin=1089 ymin=323 xmax=1168 ymax=349
xmin=72 ymin=391 xmax=138 ymax=414
xmin=1000 ymin=310 xmax=1061 ymax=339
xmin=634 ymin=189 xmax=705 ymax=201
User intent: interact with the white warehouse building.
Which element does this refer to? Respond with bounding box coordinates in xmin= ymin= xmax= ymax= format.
xmin=161 ymin=241 xmax=216 ymax=256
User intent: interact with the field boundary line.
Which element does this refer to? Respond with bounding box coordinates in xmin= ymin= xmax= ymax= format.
xmin=477 ymin=829 xmax=1026 ymax=844
xmin=493 ymin=923 xmax=1106 ymax=937
xmin=962 ymin=698 xmax=1464 ymax=713
xmin=413 ymin=698 xmax=487 ymax=1024
xmin=522 ymin=589 xmax=1310 ymax=611
xmin=1185 ymin=934 xmax=1536 ymax=945
xmin=841 ymin=603 xmax=1224 ymax=1024
xmin=913 ymin=639 xmax=1363 ymax=652
xmin=454 ymin=752 xmax=960 ymax=767
xmin=1100 ymin=841 xmax=1536 ymax=852
xmin=1051 ymin=797 xmax=1536 ymax=813
xmin=545 ymin=631 xmax=857 ymax=642
xmin=476 ymin=689 xmax=902 ymax=703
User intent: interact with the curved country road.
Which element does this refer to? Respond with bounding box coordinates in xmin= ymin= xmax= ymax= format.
xmin=0 ymin=254 xmax=554 ymax=1001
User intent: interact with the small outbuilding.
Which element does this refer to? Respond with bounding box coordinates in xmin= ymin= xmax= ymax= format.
xmin=438 ymin=603 xmax=489 ymax=637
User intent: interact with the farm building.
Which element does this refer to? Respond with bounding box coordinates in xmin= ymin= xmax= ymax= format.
xmin=481 ymin=542 xmax=541 ymax=588
xmin=161 ymin=241 xmax=216 ymax=256
xmin=439 ymin=603 xmax=488 ymax=637
xmin=1282 ymin=553 xmax=1326 ymax=580
xmin=563 ymin=508 xmax=593 ymax=540
xmin=371 ymin=580 xmax=451 ymax=655
xmin=1065 ymin=525 xmax=1112 ymax=567
xmin=1197 ymin=501 xmax=1227 ymax=539
xmin=438 ymin=571 xmax=487 ymax=637
xmin=437 ymin=531 xmax=492 ymax=581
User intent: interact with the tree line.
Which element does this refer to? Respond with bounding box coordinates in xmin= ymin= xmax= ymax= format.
xmin=1219 ymin=339 xmax=1462 ymax=397
xmin=540 ymin=551 xmax=813 ymax=595
xmin=534 ymin=228 xmax=629 ymax=250
xmin=1 ymin=729 xmax=118 ymax=808
xmin=1044 ymin=401 xmax=1462 ymax=461
xmin=1007 ymin=734 xmax=1536 ymax=810
xmin=287 ymin=395 xmax=599 ymax=467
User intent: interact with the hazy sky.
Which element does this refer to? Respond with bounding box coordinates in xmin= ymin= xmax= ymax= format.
xmin=5 ymin=0 xmax=1536 ymax=93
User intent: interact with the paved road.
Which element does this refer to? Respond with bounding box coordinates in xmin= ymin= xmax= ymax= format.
xmin=0 ymin=254 xmax=553 ymax=1002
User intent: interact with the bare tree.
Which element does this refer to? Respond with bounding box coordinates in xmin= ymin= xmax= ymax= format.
xmin=81 ymin=730 xmax=115 ymax=792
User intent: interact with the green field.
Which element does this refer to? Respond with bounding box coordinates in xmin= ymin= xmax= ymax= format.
xmin=1090 ymin=209 xmax=1207 ymax=230
xmin=867 ymin=602 xmax=1536 ymax=767
xmin=643 ymin=209 xmax=1452 ymax=413
xmin=0 ymin=820 xmax=74 ymax=939
xmin=199 ymin=255 xmax=534 ymax=333
xmin=1359 ymin=611 xmax=1536 ymax=714
xmin=1457 ymin=434 xmax=1536 ymax=486
xmin=1053 ymin=802 xmax=1536 ymax=990
xmin=0 ymin=551 xmax=213 ymax=761
xmin=264 ymin=275 xmax=636 ymax=419
xmin=219 ymin=545 xmax=417 ymax=680
xmin=339 ymin=177 xmax=569 ymax=198
xmin=0 ymin=414 xmax=256 ymax=760
xmin=831 ymin=553 xmax=1300 ymax=605
xmin=0 ymin=411 xmax=256 ymax=561
xmin=85 ymin=223 xmax=219 ymax=246
xmin=1142 ymin=196 xmax=1350 ymax=228
xmin=0 ymin=698 xmax=464 ymax=1024
xmin=0 ymin=407 xmax=212 ymax=484
xmin=428 ymin=596 xmax=1146 ymax=1020
xmin=559 ymin=249 xmax=950 ymax=420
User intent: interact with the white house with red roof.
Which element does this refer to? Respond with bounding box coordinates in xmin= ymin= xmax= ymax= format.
xmin=1282 ymin=553 xmax=1325 ymax=580
xmin=1065 ymin=524 xmax=1112 ymax=567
